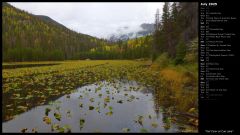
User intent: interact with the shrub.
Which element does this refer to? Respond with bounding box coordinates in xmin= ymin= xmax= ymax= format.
xmin=154 ymin=53 xmax=170 ymax=69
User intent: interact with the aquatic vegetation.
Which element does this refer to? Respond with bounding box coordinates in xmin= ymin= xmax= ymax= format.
xmin=62 ymin=125 xmax=71 ymax=133
xmin=66 ymin=110 xmax=72 ymax=118
xmin=104 ymin=96 xmax=110 ymax=103
xmin=122 ymin=128 xmax=130 ymax=132
xmin=3 ymin=60 xmax=198 ymax=132
xmin=95 ymin=106 xmax=100 ymax=113
xmin=54 ymin=112 xmax=61 ymax=121
xmin=89 ymin=98 xmax=95 ymax=102
xmin=79 ymin=95 xmax=83 ymax=99
xmin=51 ymin=124 xmax=71 ymax=133
xmin=31 ymin=128 xmax=38 ymax=133
xmin=21 ymin=128 xmax=28 ymax=133
xmin=140 ymin=128 xmax=148 ymax=133
xmin=117 ymin=100 xmax=123 ymax=104
xmin=136 ymin=115 xmax=144 ymax=126
xmin=79 ymin=103 xmax=83 ymax=108
xmin=105 ymin=111 xmax=113 ymax=116
xmin=151 ymin=122 xmax=158 ymax=128
xmin=89 ymin=106 xmax=95 ymax=110
xmin=79 ymin=119 xmax=85 ymax=130
xmin=45 ymin=108 xmax=51 ymax=116
xmin=43 ymin=116 xmax=51 ymax=125
xmin=51 ymin=124 xmax=60 ymax=131
xmin=17 ymin=106 xmax=28 ymax=112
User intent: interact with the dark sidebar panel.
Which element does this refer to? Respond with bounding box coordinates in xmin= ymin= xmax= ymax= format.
xmin=199 ymin=1 xmax=239 ymax=134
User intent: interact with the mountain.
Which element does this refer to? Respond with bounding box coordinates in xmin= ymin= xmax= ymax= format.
xmin=138 ymin=23 xmax=154 ymax=35
xmin=2 ymin=3 xmax=107 ymax=61
xmin=108 ymin=23 xmax=154 ymax=42
xmin=34 ymin=15 xmax=66 ymax=28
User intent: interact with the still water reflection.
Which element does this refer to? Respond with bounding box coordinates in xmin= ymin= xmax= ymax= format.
xmin=3 ymin=80 xmax=180 ymax=133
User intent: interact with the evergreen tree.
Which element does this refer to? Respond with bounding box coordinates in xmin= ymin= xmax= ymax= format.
xmin=162 ymin=2 xmax=170 ymax=28
xmin=175 ymin=39 xmax=186 ymax=64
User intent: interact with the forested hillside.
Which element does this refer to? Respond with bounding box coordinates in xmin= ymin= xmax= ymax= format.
xmin=2 ymin=3 xmax=108 ymax=61
xmin=80 ymin=35 xmax=152 ymax=60
xmin=3 ymin=2 xmax=198 ymax=62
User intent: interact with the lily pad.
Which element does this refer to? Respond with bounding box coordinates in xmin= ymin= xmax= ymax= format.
xmin=151 ymin=122 xmax=158 ymax=128
xmin=105 ymin=111 xmax=113 ymax=116
xmin=117 ymin=100 xmax=123 ymax=104
xmin=90 ymin=98 xmax=95 ymax=102
xmin=54 ymin=112 xmax=61 ymax=121
xmin=51 ymin=124 xmax=60 ymax=131
xmin=79 ymin=119 xmax=85 ymax=130
xmin=104 ymin=96 xmax=110 ymax=103
xmin=89 ymin=106 xmax=95 ymax=110
xmin=140 ymin=128 xmax=148 ymax=133
xmin=122 ymin=128 xmax=130 ymax=132
xmin=104 ymin=103 xmax=107 ymax=108
xmin=45 ymin=108 xmax=51 ymax=116
xmin=130 ymin=95 xmax=135 ymax=99
xmin=43 ymin=116 xmax=51 ymax=125
xmin=109 ymin=106 xmax=113 ymax=111
xmin=21 ymin=128 xmax=28 ymax=133
xmin=31 ymin=128 xmax=37 ymax=133
xmin=79 ymin=95 xmax=83 ymax=99
xmin=63 ymin=125 xmax=71 ymax=133
xmin=137 ymin=115 xmax=144 ymax=126
xmin=95 ymin=106 xmax=100 ymax=113
xmin=67 ymin=110 xmax=72 ymax=118
xmin=57 ymin=127 xmax=65 ymax=133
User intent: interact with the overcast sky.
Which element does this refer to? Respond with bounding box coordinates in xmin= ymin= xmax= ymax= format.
xmin=9 ymin=2 xmax=164 ymax=38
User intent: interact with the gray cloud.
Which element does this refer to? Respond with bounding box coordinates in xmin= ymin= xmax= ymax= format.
xmin=9 ymin=2 xmax=164 ymax=38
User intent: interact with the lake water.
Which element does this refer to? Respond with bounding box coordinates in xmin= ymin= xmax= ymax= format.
xmin=2 ymin=80 xmax=180 ymax=133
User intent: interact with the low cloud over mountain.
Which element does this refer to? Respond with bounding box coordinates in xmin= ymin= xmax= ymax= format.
xmin=107 ymin=23 xmax=154 ymax=42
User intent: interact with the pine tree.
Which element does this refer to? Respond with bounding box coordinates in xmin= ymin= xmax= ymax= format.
xmin=152 ymin=9 xmax=161 ymax=61
xmin=171 ymin=2 xmax=178 ymax=22
xmin=162 ymin=2 xmax=170 ymax=28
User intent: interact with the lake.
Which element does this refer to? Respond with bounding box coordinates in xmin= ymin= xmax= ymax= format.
xmin=3 ymin=80 xmax=180 ymax=133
